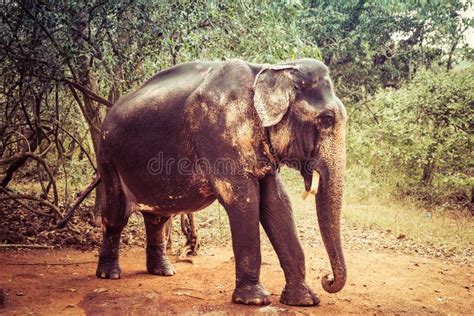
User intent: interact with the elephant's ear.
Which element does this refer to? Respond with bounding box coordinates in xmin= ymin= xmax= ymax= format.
xmin=253 ymin=65 xmax=299 ymax=127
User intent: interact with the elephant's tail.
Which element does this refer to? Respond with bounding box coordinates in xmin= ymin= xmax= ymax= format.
xmin=57 ymin=176 xmax=101 ymax=229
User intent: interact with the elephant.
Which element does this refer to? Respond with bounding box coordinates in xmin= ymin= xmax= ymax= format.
xmin=96 ymin=58 xmax=347 ymax=306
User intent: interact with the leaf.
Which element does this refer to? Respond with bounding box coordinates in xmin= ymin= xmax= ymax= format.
xmin=93 ymin=287 xmax=108 ymax=294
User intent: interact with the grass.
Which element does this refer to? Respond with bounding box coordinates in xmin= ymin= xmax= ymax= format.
xmin=341 ymin=166 xmax=473 ymax=249
xmin=343 ymin=200 xmax=473 ymax=248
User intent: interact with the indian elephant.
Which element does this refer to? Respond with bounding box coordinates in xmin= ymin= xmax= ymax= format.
xmin=96 ymin=58 xmax=347 ymax=306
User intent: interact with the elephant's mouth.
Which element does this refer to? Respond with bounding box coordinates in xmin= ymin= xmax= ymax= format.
xmin=301 ymin=168 xmax=320 ymax=198
xmin=300 ymin=143 xmax=320 ymax=194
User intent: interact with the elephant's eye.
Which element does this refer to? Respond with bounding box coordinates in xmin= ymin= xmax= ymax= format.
xmin=318 ymin=113 xmax=335 ymax=129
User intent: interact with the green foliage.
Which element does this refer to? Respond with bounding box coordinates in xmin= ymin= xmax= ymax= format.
xmin=348 ymin=65 xmax=474 ymax=207
xmin=133 ymin=1 xmax=322 ymax=80
xmin=301 ymin=0 xmax=473 ymax=101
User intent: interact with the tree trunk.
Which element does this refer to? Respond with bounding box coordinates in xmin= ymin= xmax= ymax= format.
xmin=446 ymin=38 xmax=459 ymax=71
xmin=422 ymin=142 xmax=438 ymax=187
xmin=71 ymin=12 xmax=104 ymax=215
xmin=180 ymin=214 xmax=199 ymax=256
xmin=1 ymin=130 xmax=42 ymax=188
xmin=422 ymin=158 xmax=437 ymax=187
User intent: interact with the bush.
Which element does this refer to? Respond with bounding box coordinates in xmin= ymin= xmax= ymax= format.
xmin=348 ymin=65 xmax=474 ymax=209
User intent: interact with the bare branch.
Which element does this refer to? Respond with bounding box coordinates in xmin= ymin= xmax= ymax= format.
xmin=0 ymin=151 xmax=58 ymax=207
xmin=0 ymin=244 xmax=53 ymax=249
xmin=18 ymin=2 xmax=79 ymax=81
xmin=4 ymin=260 xmax=96 ymax=265
xmin=43 ymin=122 xmax=97 ymax=171
xmin=0 ymin=192 xmax=54 ymax=218
xmin=57 ymin=176 xmax=101 ymax=228
xmin=67 ymin=83 xmax=101 ymax=134
xmin=0 ymin=189 xmax=62 ymax=219
xmin=66 ymin=80 xmax=114 ymax=107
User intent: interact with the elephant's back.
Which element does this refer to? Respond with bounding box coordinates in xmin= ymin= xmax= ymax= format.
xmin=100 ymin=60 xmax=256 ymax=155
xmin=100 ymin=62 xmax=220 ymax=154
xmin=107 ymin=61 xmax=219 ymax=124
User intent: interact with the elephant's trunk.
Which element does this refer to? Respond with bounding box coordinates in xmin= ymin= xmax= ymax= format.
xmin=314 ymin=147 xmax=346 ymax=293
xmin=316 ymin=168 xmax=346 ymax=293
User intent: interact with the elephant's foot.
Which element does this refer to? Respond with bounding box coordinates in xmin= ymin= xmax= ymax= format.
xmin=280 ymin=282 xmax=320 ymax=306
xmin=96 ymin=257 xmax=121 ymax=279
xmin=146 ymin=245 xmax=176 ymax=276
xmin=232 ymin=282 xmax=271 ymax=305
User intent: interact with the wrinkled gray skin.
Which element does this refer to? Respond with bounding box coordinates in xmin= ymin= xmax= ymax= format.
xmin=97 ymin=59 xmax=347 ymax=306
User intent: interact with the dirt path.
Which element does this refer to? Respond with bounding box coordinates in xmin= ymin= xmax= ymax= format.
xmin=0 ymin=246 xmax=472 ymax=315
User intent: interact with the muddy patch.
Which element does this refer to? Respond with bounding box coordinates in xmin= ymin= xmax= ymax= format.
xmin=79 ymin=291 xmax=177 ymax=315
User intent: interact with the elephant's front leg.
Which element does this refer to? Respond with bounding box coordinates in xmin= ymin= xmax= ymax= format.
xmin=143 ymin=213 xmax=175 ymax=276
xmin=260 ymin=173 xmax=320 ymax=306
xmin=215 ymin=177 xmax=270 ymax=306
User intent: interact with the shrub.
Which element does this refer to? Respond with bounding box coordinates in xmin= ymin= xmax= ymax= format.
xmin=348 ymin=65 xmax=473 ymax=209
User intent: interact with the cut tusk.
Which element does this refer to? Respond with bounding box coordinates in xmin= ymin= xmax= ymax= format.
xmin=301 ymin=190 xmax=310 ymax=199
xmin=310 ymin=171 xmax=320 ymax=194
xmin=301 ymin=171 xmax=320 ymax=200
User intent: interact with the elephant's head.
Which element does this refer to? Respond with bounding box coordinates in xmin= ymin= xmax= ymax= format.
xmin=253 ymin=59 xmax=347 ymax=293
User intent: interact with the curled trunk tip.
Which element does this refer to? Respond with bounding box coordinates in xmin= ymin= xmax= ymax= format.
xmin=321 ymin=272 xmax=346 ymax=293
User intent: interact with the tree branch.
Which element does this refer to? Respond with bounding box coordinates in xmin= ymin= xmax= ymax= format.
xmin=66 ymin=80 xmax=114 ymax=107
xmin=45 ymin=123 xmax=97 ymax=171
xmin=67 ymin=83 xmax=101 ymax=134
xmin=18 ymin=2 xmax=78 ymax=81
xmin=0 ymin=189 xmax=62 ymax=219
xmin=0 ymin=150 xmax=59 ymax=207
xmin=57 ymin=176 xmax=101 ymax=228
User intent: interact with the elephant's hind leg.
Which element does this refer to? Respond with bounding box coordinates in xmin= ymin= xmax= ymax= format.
xmin=143 ymin=213 xmax=175 ymax=276
xmin=96 ymin=164 xmax=130 ymax=280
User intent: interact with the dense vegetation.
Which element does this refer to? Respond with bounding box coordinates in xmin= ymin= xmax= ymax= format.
xmin=349 ymin=66 xmax=473 ymax=208
xmin=0 ymin=0 xmax=472 ymax=228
